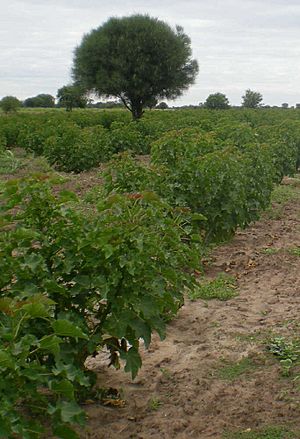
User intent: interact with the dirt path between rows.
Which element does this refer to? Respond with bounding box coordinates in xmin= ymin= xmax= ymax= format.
xmin=81 ymin=177 xmax=300 ymax=439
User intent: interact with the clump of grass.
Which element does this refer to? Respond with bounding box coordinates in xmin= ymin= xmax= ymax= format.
xmin=84 ymin=185 xmax=105 ymax=204
xmin=287 ymin=247 xmax=300 ymax=257
xmin=271 ymin=184 xmax=300 ymax=204
xmin=148 ymin=397 xmax=162 ymax=411
xmin=217 ymin=357 xmax=256 ymax=381
xmin=189 ymin=273 xmax=237 ymax=301
xmin=265 ymin=184 xmax=300 ymax=219
xmin=0 ymin=149 xmax=22 ymax=174
xmin=223 ymin=425 xmax=297 ymax=439
xmin=261 ymin=247 xmax=280 ymax=255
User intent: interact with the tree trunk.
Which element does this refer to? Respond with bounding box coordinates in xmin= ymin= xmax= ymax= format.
xmin=131 ymin=102 xmax=144 ymax=120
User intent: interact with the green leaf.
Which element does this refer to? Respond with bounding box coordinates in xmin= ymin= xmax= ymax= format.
xmin=103 ymin=244 xmax=114 ymax=259
xmin=39 ymin=335 xmax=62 ymax=355
xmin=21 ymin=302 xmax=49 ymax=318
xmin=0 ymin=298 xmax=13 ymax=314
xmin=50 ymin=379 xmax=75 ymax=400
xmin=124 ymin=347 xmax=142 ymax=379
xmin=0 ymin=419 xmax=10 ymax=438
xmin=22 ymin=253 xmax=45 ymax=272
xmin=129 ymin=318 xmax=151 ymax=348
xmin=73 ymin=275 xmax=90 ymax=287
xmin=53 ymin=425 xmax=80 ymax=439
xmin=58 ymin=190 xmax=78 ymax=203
xmin=0 ymin=350 xmax=14 ymax=370
xmin=60 ymin=401 xmax=85 ymax=424
xmin=52 ymin=320 xmax=88 ymax=340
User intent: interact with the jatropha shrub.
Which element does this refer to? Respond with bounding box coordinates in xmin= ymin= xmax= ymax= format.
xmin=43 ymin=124 xmax=112 ymax=172
xmin=0 ymin=176 xmax=201 ymax=437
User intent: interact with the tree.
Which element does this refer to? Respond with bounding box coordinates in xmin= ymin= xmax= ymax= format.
xmin=146 ymin=97 xmax=158 ymax=110
xmin=281 ymin=103 xmax=289 ymax=109
xmin=23 ymin=94 xmax=55 ymax=108
xmin=57 ymin=84 xmax=88 ymax=111
xmin=73 ymin=14 xmax=198 ymax=120
xmin=241 ymin=89 xmax=263 ymax=108
xmin=156 ymin=102 xmax=169 ymax=110
xmin=204 ymin=93 xmax=230 ymax=109
xmin=0 ymin=96 xmax=21 ymax=113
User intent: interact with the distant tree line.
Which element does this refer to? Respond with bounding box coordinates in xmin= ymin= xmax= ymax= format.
xmin=1 ymin=89 xmax=300 ymax=113
xmin=23 ymin=94 xmax=55 ymax=108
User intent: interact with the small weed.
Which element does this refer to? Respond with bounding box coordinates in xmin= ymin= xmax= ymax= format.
xmin=267 ymin=336 xmax=300 ymax=377
xmin=287 ymin=247 xmax=300 ymax=257
xmin=210 ymin=321 xmax=222 ymax=328
xmin=234 ymin=329 xmax=273 ymax=344
xmin=189 ymin=273 xmax=238 ymax=301
xmin=84 ymin=185 xmax=106 ymax=204
xmin=217 ymin=357 xmax=257 ymax=381
xmin=159 ymin=368 xmax=173 ymax=380
xmin=0 ymin=150 xmax=22 ymax=174
xmin=148 ymin=397 xmax=162 ymax=411
xmin=223 ymin=425 xmax=297 ymax=438
xmin=261 ymin=247 xmax=280 ymax=255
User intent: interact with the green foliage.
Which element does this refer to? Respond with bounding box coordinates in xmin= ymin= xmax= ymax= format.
xmin=204 ymin=93 xmax=230 ymax=109
xmin=23 ymin=94 xmax=55 ymax=108
xmin=0 ymin=96 xmax=21 ymax=113
xmin=288 ymin=247 xmax=300 ymax=256
xmin=156 ymin=102 xmax=169 ymax=110
xmin=0 ymin=149 xmax=22 ymax=174
xmin=0 ymin=176 xmax=200 ymax=436
xmin=73 ymin=14 xmax=198 ymax=119
xmin=189 ymin=274 xmax=237 ymax=301
xmin=261 ymin=247 xmax=280 ymax=255
xmin=17 ymin=120 xmax=60 ymax=155
xmin=242 ymin=89 xmax=263 ymax=108
xmin=44 ymin=124 xmax=111 ymax=172
xmin=267 ymin=336 xmax=300 ymax=376
xmin=0 ymin=117 xmax=23 ymax=147
xmin=57 ymin=85 xmax=88 ymax=112
xmin=109 ymin=121 xmax=149 ymax=154
xmin=0 ymin=131 xmax=7 ymax=150
xmin=101 ymin=151 xmax=155 ymax=194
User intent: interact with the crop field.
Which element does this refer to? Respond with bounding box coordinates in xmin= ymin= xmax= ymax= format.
xmin=1 ymin=108 xmax=300 ymax=438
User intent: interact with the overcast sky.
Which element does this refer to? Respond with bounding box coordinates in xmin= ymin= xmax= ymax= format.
xmin=1 ymin=0 xmax=300 ymax=106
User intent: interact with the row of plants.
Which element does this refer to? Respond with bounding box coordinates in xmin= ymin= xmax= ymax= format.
xmin=99 ymin=120 xmax=299 ymax=241
xmin=1 ymin=108 xmax=300 ymax=172
xmin=1 ymin=108 xmax=300 ymax=436
xmin=0 ymin=176 xmax=201 ymax=438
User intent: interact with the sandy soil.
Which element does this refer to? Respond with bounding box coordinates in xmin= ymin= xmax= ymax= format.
xmin=80 ymin=177 xmax=300 ymax=439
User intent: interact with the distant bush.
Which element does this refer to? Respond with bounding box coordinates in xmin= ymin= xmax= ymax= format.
xmin=0 ymin=96 xmax=21 ymax=113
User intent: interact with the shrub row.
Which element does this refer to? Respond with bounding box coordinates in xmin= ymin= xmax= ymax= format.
xmin=100 ymin=123 xmax=299 ymax=241
xmin=1 ymin=109 xmax=300 ymax=173
xmin=0 ymin=176 xmax=201 ymax=437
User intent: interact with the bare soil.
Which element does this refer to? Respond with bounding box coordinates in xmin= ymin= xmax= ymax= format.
xmin=81 ymin=176 xmax=300 ymax=439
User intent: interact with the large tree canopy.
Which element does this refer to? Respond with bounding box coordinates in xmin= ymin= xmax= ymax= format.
xmin=204 ymin=93 xmax=230 ymax=109
xmin=0 ymin=96 xmax=21 ymax=113
xmin=242 ymin=89 xmax=263 ymax=108
xmin=57 ymin=84 xmax=88 ymax=111
xmin=73 ymin=14 xmax=198 ymax=119
xmin=23 ymin=94 xmax=55 ymax=108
